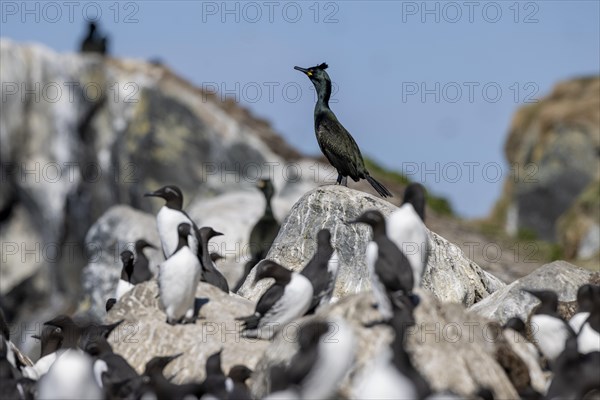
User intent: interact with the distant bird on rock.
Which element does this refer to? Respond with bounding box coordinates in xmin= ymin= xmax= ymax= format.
xmin=236 ymin=260 xmax=313 ymax=339
xmin=294 ymin=62 xmax=392 ymax=198
xmin=235 ymin=179 xmax=281 ymax=292
xmin=300 ymin=229 xmax=339 ymax=314
xmin=116 ymin=250 xmax=135 ymax=300
xmin=199 ymin=227 xmax=229 ymax=293
xmin=132 ymin=239 xmax=157 ymax=284
xmin=80 ymin=22 xmax=108 ymax=55
xmin=568 ymin=284 xmax=599 ymax=333
xmin=387 ymin=183 xmax=429 ymax=287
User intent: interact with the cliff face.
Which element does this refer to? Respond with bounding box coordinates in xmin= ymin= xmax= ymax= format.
xmin=0 ymin=39 xmax=313 ymax=309
xmin=495 ymin=77 xmax=600 ymax=254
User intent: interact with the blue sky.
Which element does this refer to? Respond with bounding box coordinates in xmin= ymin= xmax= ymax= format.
xmin=2 ymin=1 xmax=599 ymax=217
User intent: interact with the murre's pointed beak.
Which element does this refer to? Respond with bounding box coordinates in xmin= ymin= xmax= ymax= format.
xmin=31 ymin=335 xmax=41 ymax=340
xmin=213 ymin=231 xmax=224 ymax=237
xmin=144 ymin=191 xmax=158 ymax=197
xmin=294 ymin=66 xmax=311 ymax=76
xmin=167 ymin=353 xmax=184 ymax=363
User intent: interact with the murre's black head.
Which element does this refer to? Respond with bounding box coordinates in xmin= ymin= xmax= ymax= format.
xmin=253 ymin=260 xmax=292 ymax=285
xmin=135 ymin=239 xmax=156 ymax=253
xmin=205 ymin=348 xmax=224 ymax=376
xmin=120 ymin=250 xmax=135 ymax=281
xmin=294 ymin=63 xmax=330 ymax=87
xmin=34 ymin=324 xmax=64 ymax=358
xmin=298 ymin=321 xmax=330 ymax=350
xmin=402 ymin=183 xmax=426 ymax=222
xmin=82 ymin=336 xmax=112 ymax=357
xmin=523 ymin=289 xmax=559 ymax=314
xmin=44 ymin=315 xmax=80 ymax=348
xmin=44 ymin=315 xmax=75 ymax=330
xmin=349 ymin=210 xmax=387 ymax=235
xmin=228 ymin=365 xmax=252 ymax=383
xmin=257 ymin=178 xmax=275 ymax=200
xmin=144 ymin=185 xmax=184 ymax=210
xmin=200 ymin=227 xmax=224 ymax=242
xmin=576 ymin=284 xmax=598 ymax=313
xmin=144 ymin=353 xmax=183 ymax=376
xmin=503 ymin=317 xmax=527 ymax=337
xmin=316 ymin=229 xmax=332 ymax=245
xmin=106 ymin=298 xmax=117 ymax=312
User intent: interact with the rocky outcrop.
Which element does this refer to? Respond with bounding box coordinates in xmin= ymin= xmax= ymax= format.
xmin=469 ymin=261 xmax=592 ymax=324
xmin=495 ymin=77 xmax=600 ymax=242
xmin=0 ymin=38 xmax=316 ymax=301
xmin=238 ymin=186 xmax=504 ymax=307
xmin=106 ymin=281 xmax=270 ymax=382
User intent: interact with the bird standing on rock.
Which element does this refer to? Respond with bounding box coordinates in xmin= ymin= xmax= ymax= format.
xmin=116 ymin=250 xmax=135 ymax=301
xmin=387 ymin=183 xmax=429 ymax=287
xmin=300 ymin=229 xmax=339 ymax=314
xmin=351 ymin=210 xmax=415 ymax=320
xmin=236 ymin=260 xmax=313 ymax=339
xmin=294 ymin=63 xmax=392 ymax=198
xmin=199 ymin=227 xmax=230 ymax=293
xmin=132 ymin=239 xmax=157 ymax=283
xmin=158 ymin=223 xmax=202 ymax=325
xmin=523 ymin=289 xmax=574 ymax=365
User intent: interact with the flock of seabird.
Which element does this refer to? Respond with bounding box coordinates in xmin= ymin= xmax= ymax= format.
xmin=1 ymin=63 xmax=599 ymax=399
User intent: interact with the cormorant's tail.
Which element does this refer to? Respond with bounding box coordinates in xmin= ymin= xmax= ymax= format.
xmin=366 ymin=175 xmax=393 ymax=198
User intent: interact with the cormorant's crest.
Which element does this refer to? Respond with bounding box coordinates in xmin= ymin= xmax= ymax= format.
xmin=316 ymin=62 xmax=328 ymax=70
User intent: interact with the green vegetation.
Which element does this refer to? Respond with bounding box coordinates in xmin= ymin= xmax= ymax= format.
xmin=517 ymin=227 xmax=538 ymax=241
xmin=364 ymin=157 xmax=454 ymax=216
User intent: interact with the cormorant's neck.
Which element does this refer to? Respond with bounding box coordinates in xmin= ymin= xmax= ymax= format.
xmin=264 ymin=195 xmax=274 ymax=217
xmin=314 ymin=79 xmax=332 ymax=111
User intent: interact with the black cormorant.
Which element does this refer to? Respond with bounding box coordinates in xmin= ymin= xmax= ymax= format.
xmin=294 ymin=63 xmax=392 ymax=198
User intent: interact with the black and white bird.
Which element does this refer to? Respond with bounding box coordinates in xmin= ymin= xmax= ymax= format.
xmin=353 ymin=307 xmax=429 ymax=399
xmin=132 ymin=239 xmax=157 ymax=283
xmin=524 ymin=289 xmax=575 ymax=364
xmin=158 ymin=223 xmax=202 ymax=325
xmin=577 ymin=305 xmax=600 ymax=354
xmin=227 ymin=365 xmax=253 ymax=400
xmin=546 ymin=335 xmax=600 ymax=399
xmin=568 ymin=284 xmax=598 ymax=333
xmin=351 ymin=210 xmax=414 ymax=320
xmin=141 ymin=354 xmax=205 ymax=400
xmin=145 ymin=185 xmax=200 ymax=258
xmin=83 ymin=336 xmax=139 ymax=394
xmin=300 ymin=229 xmax=339 ymax=314
xmin=116 ymin=250 xmax=135 ymax=300
xmin=387 ymin=183 xmax=429 ymax=287
xmin=236 ymin=260 xmax=313 ymax=340
xmin=22 ymin=325 xmax=65 ymax=380
xmin=285 ymin=319 xmax=355 ymax=399
xmin=199 ymin=227 xmax=230 ymax=293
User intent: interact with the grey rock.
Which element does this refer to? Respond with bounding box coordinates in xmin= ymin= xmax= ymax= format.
xmin=106 ymin=280 xmax=270 ymax=382
xmin=82 ymin=205 xmax=162 ymax=319
xmin=500 ymin=77 xmax=600 ymax=241
xmin=251 ymin=290 xmax=531 ymax=399
xmin=469 ymin=261 xmax=592 ymax=324
xmin=238 ymin=186 xmax=505 ymax=307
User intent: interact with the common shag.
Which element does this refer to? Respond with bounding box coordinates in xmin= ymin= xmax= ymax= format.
xmin=294 ymin=63 xmax=392 ymax=198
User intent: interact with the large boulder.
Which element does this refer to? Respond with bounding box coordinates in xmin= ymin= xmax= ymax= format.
xmin=495 ymin=77 xmax=600 ymax=241
xmin=105 ymin=281 xmax=270 ymax=382
xmin=469 ymin=261 xmax=593 ymax=324
xmin=251 ymin=290 xmax=544 ymax=399
xmin=238 ymin=186 xmax=505 ymax=307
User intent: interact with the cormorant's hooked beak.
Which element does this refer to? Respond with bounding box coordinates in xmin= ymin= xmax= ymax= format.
xmin=294 ymin=66 xmax=312 ymax=76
